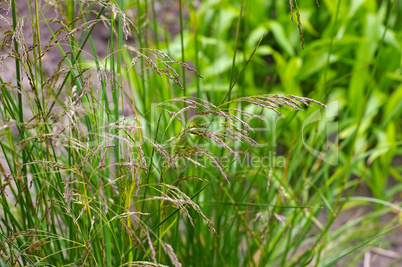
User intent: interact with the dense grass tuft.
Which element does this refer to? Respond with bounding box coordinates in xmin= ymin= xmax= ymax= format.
xmin=0 ymin=0 xmax=401 ymax=266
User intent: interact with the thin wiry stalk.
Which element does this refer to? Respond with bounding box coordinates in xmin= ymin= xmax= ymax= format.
xmin=221 ymin=33 xmax=265 ymax=105
xmin=179 ymin=0 xmax=186 ymax=96
xmin=228 ymin=0 xmax=244 ymax=102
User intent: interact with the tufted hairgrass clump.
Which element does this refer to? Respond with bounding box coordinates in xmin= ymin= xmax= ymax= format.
xmin=1 ymin=0 xmax=401 ymax=266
